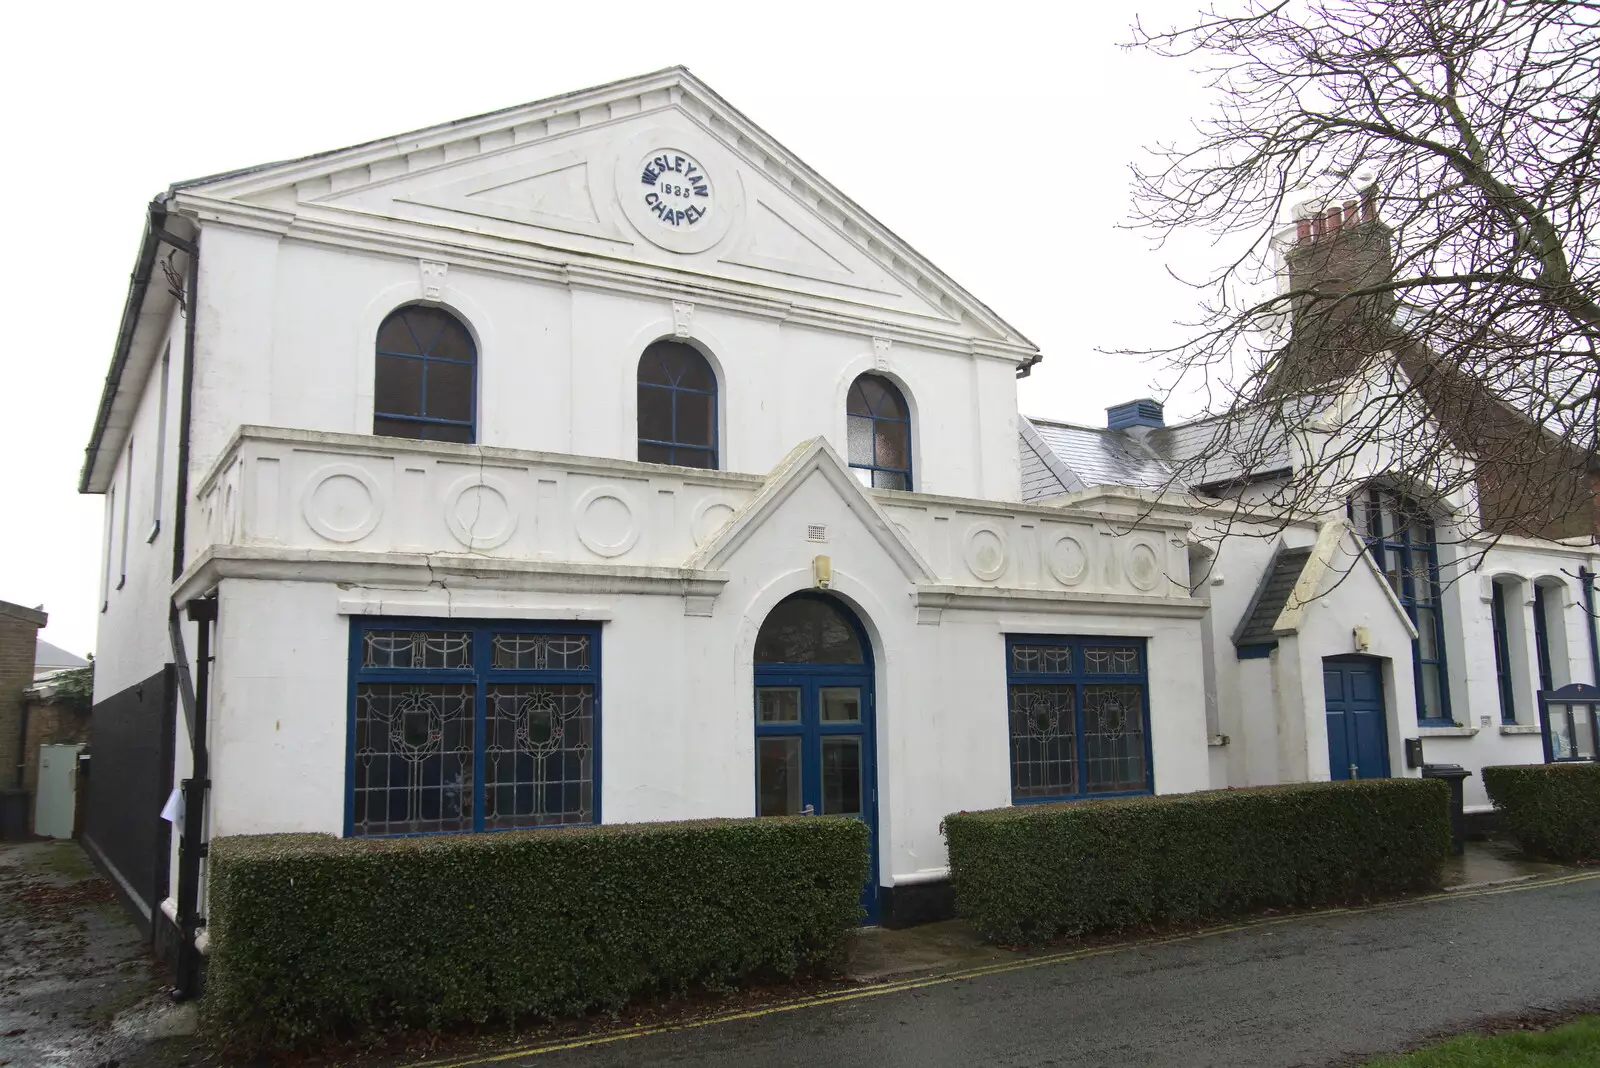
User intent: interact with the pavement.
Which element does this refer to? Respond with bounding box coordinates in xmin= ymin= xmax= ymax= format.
xmin=401 ymin=867 xmax=1600 ymax=1068
xmin=0 ymin=839 xmax=195 ymax=1068
xmin=0 ymin=837 xmax=1593 ymax=1068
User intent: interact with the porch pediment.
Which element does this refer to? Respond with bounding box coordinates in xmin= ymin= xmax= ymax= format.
xmin=684 ymin=437 xmax=938 ymax=585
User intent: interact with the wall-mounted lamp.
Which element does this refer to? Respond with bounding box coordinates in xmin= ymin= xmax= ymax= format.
xmin=1353 ymin=625 xmax=1371 ymax=653
xmin=813 ymin=555 xmax=831 ymax=589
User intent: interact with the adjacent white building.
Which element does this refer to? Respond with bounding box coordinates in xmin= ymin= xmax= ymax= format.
xmin=81 ymin=69 xmax=1591 ymax=952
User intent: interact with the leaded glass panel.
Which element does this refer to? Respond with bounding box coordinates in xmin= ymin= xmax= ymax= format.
xmin=1009 ymin=683 xmax=1076 ymax=799
xmin=1084 ymin=646 xmax=1141 ymax=674
xmin=491 ymin=633 xmax=591 ymax=671
xmin=1083 ymin=684 xmax=1147 ymax=793
xmin=363 ymin=630 xmax=472 ymax=669
xmin=352 ymin=684 xmax=474 ymax=835
xmin=483 ymin=684 xmax=594 ymax=828
xmin=349 ymin=621 xmax=602 ymax=838
xmin=1010 ymin=644 xmax=1072 ymax=674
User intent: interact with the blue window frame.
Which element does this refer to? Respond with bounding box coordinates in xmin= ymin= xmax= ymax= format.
xmin=1491 ymin=579 xmax=1517 ymax=724
xmin=373 ymin=305 xmax=477 ymax=443
xmin=846 ymin=374 xmax=912 ymax=491
xmin=346 ymin=618 xmax=600 ymax=837
xmin=1005 ymin=635 xmax=1152 ymax=803
xmin=1352 ymin=486 xmax=1453 ymax=725
xmin=1533 ymin=584 xmax=1555 ymax=692
xmin=637 ymin=340 xmax=718 ymax=469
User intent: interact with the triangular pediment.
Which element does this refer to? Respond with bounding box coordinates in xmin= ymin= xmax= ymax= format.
xmin=686 ymin=437 xmax=937 ymax=583
xmin=395 ymin=152 xmax=617 ymax=240
xmin=171 ymin=68 xmax=1033 ymax=351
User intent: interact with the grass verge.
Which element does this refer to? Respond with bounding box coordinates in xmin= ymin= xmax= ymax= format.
xmin=1364 ymin=1015 xmax=1600 ymax=1065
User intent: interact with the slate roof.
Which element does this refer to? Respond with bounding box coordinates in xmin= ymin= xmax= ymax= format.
xmin=1022 ymin=418 xmax=1175 ymax=498
xmin=1232 ymin=545 xmax=1314 ymax=648
xmin=1144 ymin=407 xmax=1292 ymax=490
xmin=1019 ymin=403 xmax=1297 ymax=500
xmin=34 ymin=639 xmax=89 ymax=676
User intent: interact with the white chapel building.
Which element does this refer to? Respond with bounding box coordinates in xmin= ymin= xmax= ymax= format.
xmin=80 ymin=69 xmax=1594 ymax=946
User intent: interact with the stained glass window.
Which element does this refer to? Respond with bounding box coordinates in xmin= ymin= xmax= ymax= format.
xmin=846 ymin=374 xmax=912 ymax=490
xmin=1006 ymin=635 xmax=1150 ymax=802
xmin=373 ymin=305 xmax=477 ymax=443
xmin=637 ymin=340 xmax=718 ymax=468
xmin=349 ymin=620 xmax=600 ymax=837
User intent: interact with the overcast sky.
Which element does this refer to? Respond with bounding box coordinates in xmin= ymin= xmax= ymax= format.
xmin=1 ymin=0 xmax=1222 ymax=658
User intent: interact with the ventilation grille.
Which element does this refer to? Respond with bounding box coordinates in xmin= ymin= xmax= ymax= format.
xmin=806 ymin=524 xmax=829 ymax=543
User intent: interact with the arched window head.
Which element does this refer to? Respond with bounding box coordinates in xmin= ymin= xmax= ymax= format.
xmin=637 ymin=340 xmax=717 ymax=469
xmin=847 ymin=374 xmax=912 ymax=490
xmin=373 ymin=305 xmax=477 ymax=443
xmin=755 ymin=594 xmax=865 ymax=665
xmin=1349 ymin=484 xmax=1452 ymax=723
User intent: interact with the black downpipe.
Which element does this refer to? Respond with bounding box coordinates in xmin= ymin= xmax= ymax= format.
xmin=174 ymin=597 xmax=214 ymax=999
xmin=1581 ymin=567 xmax=1600 ymax=686
xmin=144 ymin=208 xmax=209 ymax=1000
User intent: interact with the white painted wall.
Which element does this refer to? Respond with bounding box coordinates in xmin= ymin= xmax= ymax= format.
xmin=204 ymin=462 xmax=1210 ymax=887
xmin=93 ymin=301 xmax=185 ymax=700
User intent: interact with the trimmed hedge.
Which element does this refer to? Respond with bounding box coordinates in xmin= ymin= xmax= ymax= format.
xmin=1483 ymin=762 xmax=1600 ymax=862
xmin=203 ymin=816 xmax=868 ymax=1052
xmin=943 ymin=779 xmax=1450 ymax=945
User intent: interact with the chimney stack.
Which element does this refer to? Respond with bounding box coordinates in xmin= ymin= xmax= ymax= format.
xmin=1107 ymin=398 xmax=1165 ymax=431
xmin=1273 ymin=183 xmax=1395 ymax=393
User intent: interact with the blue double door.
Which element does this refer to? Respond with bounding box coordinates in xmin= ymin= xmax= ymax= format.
xmin=754 ymin=671 xmax=879 ymax=921
xmin=1324 ymin=656 xmax=1390 ymax=780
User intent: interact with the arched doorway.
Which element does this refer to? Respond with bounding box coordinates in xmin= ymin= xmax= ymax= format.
xmin=753 ymin=592 xmax=879 ymax=922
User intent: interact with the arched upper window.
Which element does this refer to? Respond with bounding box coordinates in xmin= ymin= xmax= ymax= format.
xmin=846 ymin=374 xmax=912 ymax=490
xmin=373 ymin=305 xmax=477 ymax=443
xmin=755 ymin=594 xmax=865 ymax=665
xmin=637 ymin=340 xmax=717 ymax=469
xmin=1350 ymin=485 xmax=1451 ymax=724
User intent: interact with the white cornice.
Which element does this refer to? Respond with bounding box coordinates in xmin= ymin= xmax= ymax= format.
xmin=173 ymin=544 xmax=729 ymax=605
xmin=913 ymin=585 xmax=1211 ymax=618
xmin=167 ymin=67 xmax=1035 ymax=353
xmin=170 ymin=193 xmax=1033 ymax=363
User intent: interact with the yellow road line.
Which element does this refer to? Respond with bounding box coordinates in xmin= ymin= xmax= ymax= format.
xmin=409 ymin=869 xmax=1600 ymax=1067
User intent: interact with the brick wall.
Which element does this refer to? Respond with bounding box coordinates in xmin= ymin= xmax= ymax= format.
xmin=0 ymin=601 xmax=47 ymax=791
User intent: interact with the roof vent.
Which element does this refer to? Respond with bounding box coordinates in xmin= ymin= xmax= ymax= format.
xmin=1106 ymin=398 xmax=1164 ymax=431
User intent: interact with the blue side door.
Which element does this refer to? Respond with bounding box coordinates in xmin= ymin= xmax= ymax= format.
xmin=1324 ymin=656 xmax=1390 ymax=780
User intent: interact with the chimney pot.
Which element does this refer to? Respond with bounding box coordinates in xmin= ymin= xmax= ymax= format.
xmin=1296 ymin=218 xmax=1312 ymax=242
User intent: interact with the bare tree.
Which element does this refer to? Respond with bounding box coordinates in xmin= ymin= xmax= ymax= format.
xmin=1124 ymin=0 xmax=1600 ymax=548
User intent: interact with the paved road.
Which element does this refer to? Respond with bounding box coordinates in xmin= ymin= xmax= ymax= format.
xmin=431 ymin=873 xmax=1600 ymax=1068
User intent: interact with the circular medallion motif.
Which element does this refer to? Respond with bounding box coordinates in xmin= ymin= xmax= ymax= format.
xmin=1127 ymin=541 xmax=1161 ymax=591
xmin=302 ymin=464 xmax=382 ymax=544
xmin=444 ymin=476 xmax=517 ymax=551
xmin=638 ymin=149 xmax=713 ymax=231
xmin=575 ymin=488 xmax=640 ymax=558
